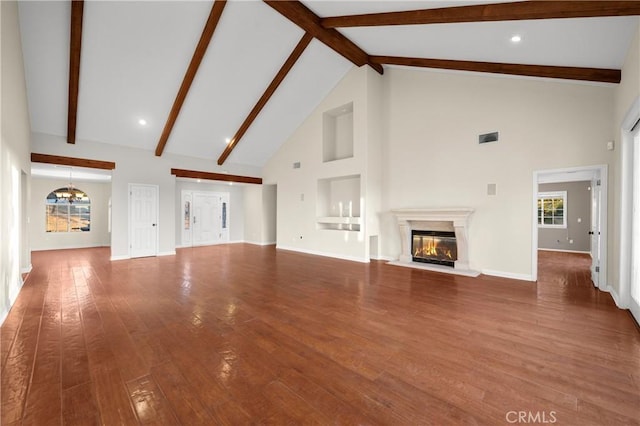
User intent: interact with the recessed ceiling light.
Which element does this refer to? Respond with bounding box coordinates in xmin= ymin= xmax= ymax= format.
xmin=511 ymin=35 xmax=522 ymax=43
xmin=138 ymin=119 xmax=147 ymax=126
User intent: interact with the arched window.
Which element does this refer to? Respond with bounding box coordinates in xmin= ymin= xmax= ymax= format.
xmin=45 ymin=187 xmax=91 ymax=232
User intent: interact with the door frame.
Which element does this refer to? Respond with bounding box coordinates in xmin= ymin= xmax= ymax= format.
xmin=128 ymin=183 xmax=159 ymax=258
xmin=532 ymin=165 xmax=608 ymax=287
xmin=619 ymin=95 xmax=640 ymax=316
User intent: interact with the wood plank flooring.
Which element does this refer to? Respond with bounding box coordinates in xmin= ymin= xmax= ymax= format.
xmin=1 ymin=245 xmax=639 ymax=425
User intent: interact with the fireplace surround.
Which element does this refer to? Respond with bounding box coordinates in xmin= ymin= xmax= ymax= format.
xmin=390 ymin=208 xmax=480 ymax=277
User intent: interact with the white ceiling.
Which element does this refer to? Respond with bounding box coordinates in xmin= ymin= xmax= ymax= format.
xmin=18 ymin=1 xmax=639 ymax=169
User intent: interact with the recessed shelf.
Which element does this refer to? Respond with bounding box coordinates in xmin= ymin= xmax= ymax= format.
xmin=323 ymin=102 xmax=354 ymax=163
xmin=316 ymin=175 xmax=361 ymax=232
xmin=316 ymin=216 xmax=361 ymax=225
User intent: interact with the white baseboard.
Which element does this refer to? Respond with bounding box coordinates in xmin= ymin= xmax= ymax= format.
xmin=276 ymin=245 xmax=370 ymax=263
xmin=110 ymin=254 xmax=130 ymax=261
xmin=20 ymin=265 xmax=32 ymax=274
xmin=244 ymin=241 xmax=276 ymax=246
xmin=157 ymin=251 xmax=176 ymax=257
xmin=601 ymin=284 xmax=625 ymax=308
xmin=538 ymin=248 xmax=591 ymax=254
xmin=372 ymin=255 xmax=394 ymax=261
xmin=482 ymin=269 xmax=535 ymax=282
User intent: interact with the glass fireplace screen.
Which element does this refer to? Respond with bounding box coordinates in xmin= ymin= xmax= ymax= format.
xmin=412 ymin=231 xmax=457 ymax=266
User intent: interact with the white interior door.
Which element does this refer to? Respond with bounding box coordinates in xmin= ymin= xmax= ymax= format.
xmin=590 ymin=176 xmax=601 ymax=287
xmin=193 ymin=192 xmax=221 ymax=246
xmin=130 ymin=184 xmax=158 ymax=258
xmin=630 ymin=132 xmax=640 ymax=322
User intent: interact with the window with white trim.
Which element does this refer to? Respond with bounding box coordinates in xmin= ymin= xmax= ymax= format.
xmin=537 ymin=191 xmax=567 ymax=228
xmin=45 ymin=187 xmax=91 ymax=232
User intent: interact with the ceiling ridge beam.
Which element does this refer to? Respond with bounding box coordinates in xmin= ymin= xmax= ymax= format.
xmin=321 ymin=1 xmax=640 ymax=28
xmin=155 ymin=0 xmax=227 ymax=157
xmin=370 ymin=56 xmax=621 ymax=84
xmin=171 ymin=168 xmax=262 ymax=184
xmin=31 ymin=153 xmax=116 ymax=170
xmin=264 ymin=0 xmax=383 ymax=75
xmin=67 ymin=0 xmax=84 ymax=144
xmin=217 ymin=32 xmax=313 ymax=166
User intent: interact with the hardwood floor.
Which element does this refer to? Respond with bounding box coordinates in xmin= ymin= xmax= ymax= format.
xmin=1 ymin=245 xmax=639 ymax=425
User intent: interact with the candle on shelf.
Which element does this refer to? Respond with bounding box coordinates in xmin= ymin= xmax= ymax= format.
xmin=348 ymin=201 xmax=353 ymax=217
xmin=339 ymin=202 xmax=343 ymax=217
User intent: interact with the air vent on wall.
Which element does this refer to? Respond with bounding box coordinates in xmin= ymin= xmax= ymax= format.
xmin=479 ymin=132 xmax=499 ymax=144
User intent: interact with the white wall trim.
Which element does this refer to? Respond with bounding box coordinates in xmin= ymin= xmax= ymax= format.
xmin=244 ymin=241 xmax=277 ymax=246
xmin=20 ymin=265 xmax=33 ymax=274
xmin=372 ymin=255 xmax=394 ymax=261
xmin=618 ymin=96 xmax=640 ymax=312
xmin=276 ymin=245 xmax=370 ymax=263
xmin=538 ymin=248 xmax=591 ymax=255
xmin=157 ymin=251 xmax=176 ymax=257
xmin=482 ymin=269 xmax=534 ymax=282
xmin=31 ymin=243 xmax=110 ymax=252
xmin=110 ymin=254 xmax=131 ymax=261
xmin=601 ymin=284 xmax=624 ymax=308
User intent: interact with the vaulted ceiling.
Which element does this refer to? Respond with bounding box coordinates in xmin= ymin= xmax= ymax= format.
xmin=18 ymin=1 xmax=640 ymax=169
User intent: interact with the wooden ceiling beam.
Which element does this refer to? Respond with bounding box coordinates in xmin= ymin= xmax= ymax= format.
xmin=370 ymin=56 xmax=621 ymax=84
xmin=31 ymin=153 xmax=116 ymax=170
xmin=155 ymin=0 xmax=227 ymax=157
xmin=321 ymin=1 xmax=640 ymax=28
xmin=171 ymin=168 xmax=262 ymax=184
xmin=264 ymin=0 xmax=383 ymax=75
xmin=217 ymin=32 xmax=313 ymax=165
xmin=67 ymin=0 xmax=84 ymax=144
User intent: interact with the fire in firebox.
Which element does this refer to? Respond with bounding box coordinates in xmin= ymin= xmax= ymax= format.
xmin=411 ymin=230 xmax=457 ymax=267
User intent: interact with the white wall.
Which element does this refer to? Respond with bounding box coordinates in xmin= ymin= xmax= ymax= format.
xmin=613 ymin=18 xmax=640 ymax=300
xmin=265 ymin=64 xmax=617 ymax=278
xmin=175 ymin=180 xmax=245 ymax=246
xmin=262 ymin=184 xmax=277 ymax=244
xmin=243 ymin=185 xmax=264 ymax=245
xmin=1 ymin=1 xmax=32 ymax=322
xmin=263 ymin=66 xmax=383 ymax=262
xmin=381 ymin=68 xmax=615 ymax=279
xmin=30 ymin=178 xmax=111 ymax=250
xmin=242 ymin=184 xmax=277 ymax=245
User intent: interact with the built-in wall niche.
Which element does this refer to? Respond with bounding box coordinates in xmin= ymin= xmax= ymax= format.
xmin=317 ymin=174 xmax=361 ymax=231
xmin=323 ymin=102 xmax=354 ymax=162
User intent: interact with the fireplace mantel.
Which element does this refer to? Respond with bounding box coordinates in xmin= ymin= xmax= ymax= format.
xmin=389 ymin=208 xmax=480 ymax=277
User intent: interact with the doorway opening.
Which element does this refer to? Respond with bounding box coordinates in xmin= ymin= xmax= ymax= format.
xmin=532 ymin=165 xmax=608 ymax=288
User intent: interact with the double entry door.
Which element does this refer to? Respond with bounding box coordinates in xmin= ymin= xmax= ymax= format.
xmin=182 ymin=191 xmax=229 ymax=247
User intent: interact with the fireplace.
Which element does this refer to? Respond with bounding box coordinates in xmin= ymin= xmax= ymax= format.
xmin=390 ymin=208 xmax=480 ymax=277
xmin=412 ymin=230 xmax=457 ymax=267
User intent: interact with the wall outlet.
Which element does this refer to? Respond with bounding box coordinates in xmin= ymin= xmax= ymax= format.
xmin=569 ymin=239 xmax=574 ymax=244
